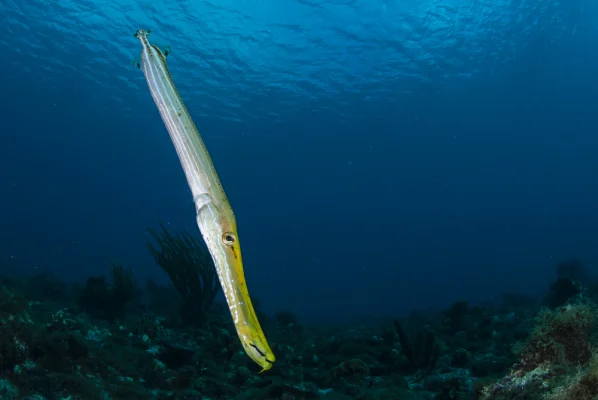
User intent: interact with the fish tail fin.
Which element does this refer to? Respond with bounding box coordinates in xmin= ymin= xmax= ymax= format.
xmin=134 ymin=29 xmax=152 ymax=38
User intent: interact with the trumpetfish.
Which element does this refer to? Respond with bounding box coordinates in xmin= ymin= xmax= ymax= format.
xmin=133 ymin=29 xmax=275 ymax=372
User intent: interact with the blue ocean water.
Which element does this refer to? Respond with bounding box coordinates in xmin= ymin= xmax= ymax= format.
xmin=0 ymin=0 xmax=596 ymax=322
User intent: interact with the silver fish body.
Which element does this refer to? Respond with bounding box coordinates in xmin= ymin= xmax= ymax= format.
xmin=134 ymin=29 xmax=275 ymax=371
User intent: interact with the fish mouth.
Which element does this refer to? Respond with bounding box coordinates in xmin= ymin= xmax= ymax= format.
xmin=250 ymin=343 xmax=275 ymax=364
xmin=200 ymin=225 xmax=275 ymax=369
xmin=215 ymin=249 xmax=276 ymax=370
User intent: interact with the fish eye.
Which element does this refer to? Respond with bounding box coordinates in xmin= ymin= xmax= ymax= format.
xmin=222 ymin=232 xmax=236 ymax=246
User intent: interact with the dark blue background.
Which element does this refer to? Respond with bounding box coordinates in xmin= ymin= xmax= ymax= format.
xmin=1 ymin=0 xmax=597 ymax=321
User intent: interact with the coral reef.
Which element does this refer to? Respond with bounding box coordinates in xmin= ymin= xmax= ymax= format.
xmin=76 ymin=261 xmax=139 ymax=321
xmin=146 ymin=224 xmax=220 ymax=326
xmin=3 ymin=259 xmax=598 ymax=399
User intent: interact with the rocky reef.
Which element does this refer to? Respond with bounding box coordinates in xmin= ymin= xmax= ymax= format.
xmin=1 ymin=255 xmax=598 ymax=400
